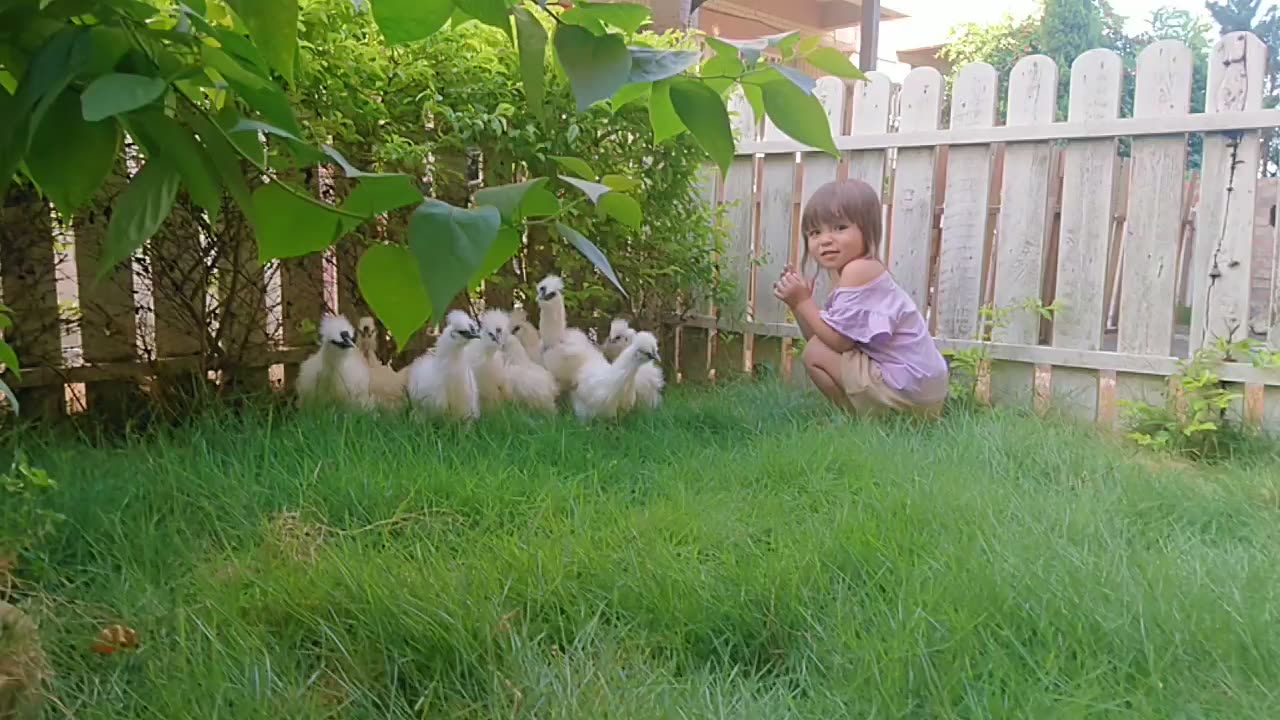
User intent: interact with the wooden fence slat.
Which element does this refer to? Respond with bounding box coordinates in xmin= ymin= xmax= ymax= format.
xmin=714 ymin=88 xmax=758 ymax=377
xmin=679 ymin=164 xmax=722 ymax=381
xmin=1189 ymin=31 xmax=1265 ymax=352
xmin=1116 ymin=40 xmax=1193 ymax=416
xmin=887 ymin=67 xmax=943 ymax=312
xmin=800 ymin=76 xmax=850 ymax=309
xmin=990 ymin=55 xmax=1059 ymax=408
xmin=936 ymin=62 xmax=998 ymax=340
xmin=846 ymin=73 xmax=894 ymax=264
xmin=73 ymin=166 xmax=142 ymax=416
xmin=1051 ymin=49 xmax=1124 ymax=423
xmin=1 ymin=187 xmax=64 ymax=418
xmin=755 ymin=110 xmax=799 ymax=372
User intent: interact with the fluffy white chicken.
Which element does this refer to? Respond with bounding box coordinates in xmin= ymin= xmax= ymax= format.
xmin=467 ymin=309 xmax=511 ymax=411
xmin=357 ymin=316 xmax=407 ymax=410
xmin=602 ymin=318 xmax=664 ymax=410
xmin=537 ymin=275 xmax=604 ymax=391
xmin=297 ymin=314 xmax=374 ymax=411
xmin=571 ymin=331 xmax=661 ymax=421
xmin=510 ymin=306 xmax=542 ymax=365
xmin=499 ymin=313 xmax=558 ymax=412
xmin=406 ymin=310 xmax=481 ymax=421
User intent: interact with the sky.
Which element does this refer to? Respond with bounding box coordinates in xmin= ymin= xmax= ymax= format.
xmin=876 ymin=0 xmax=1275 ymax=53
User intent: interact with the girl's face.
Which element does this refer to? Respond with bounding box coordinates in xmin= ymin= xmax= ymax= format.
xmin=805 ymin=219 xmax=866 ymax=271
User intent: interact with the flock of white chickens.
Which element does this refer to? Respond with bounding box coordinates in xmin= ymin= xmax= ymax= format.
xmin=296 ymin=274 xmax=665 ymax=421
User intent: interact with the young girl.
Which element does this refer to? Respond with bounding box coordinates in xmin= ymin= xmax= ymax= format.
xmin=772 ymin=179 xmax=949 ymax=416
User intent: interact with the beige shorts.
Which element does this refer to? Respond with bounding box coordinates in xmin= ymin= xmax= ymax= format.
xmin=839 ymin=349 xmax=944 ymax=418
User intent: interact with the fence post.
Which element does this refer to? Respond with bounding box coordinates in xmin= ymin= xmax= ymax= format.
xmin=0 ymin=185 xmax=64 ymax=419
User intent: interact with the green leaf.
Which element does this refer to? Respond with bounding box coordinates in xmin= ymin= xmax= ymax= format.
xmin=763 ymin=31 xmax=800 ymax=58
xmin=761 ymin=77 xmax=838 ymax=156
xmin=627 ymin=47 xmax=699 ymax=83
xmin=0 ymin=377 xmax=18 ymax=416
xmin=599 ymin=192 xmax=641 ymax=229
xmin=321 ymin=144 xmax=397 ymax=178
xmin=554 ymin=222 xmax=625 ymax=296
xmin=775 ymin=65 xmax=817 ymax=95
xmin=741 ymin=82 xmax=765 ymax=122
xmin=803 ymin=46 xmax=866 ymax=80
xmin=0 ymin=27 xmax=94 ymax=198
xmin=0 ymin=340 xmax=19 ymax=380
xmin=707 ymin=36 xmax=766 ymax=65
xmin=25 ymin=90 xmax=120 ymax=216
xmin=570 ymin=1 xmax=650 ymax=33
xmin=668 ymin=76 xmax=733 ymax=176
xmin=372 ymin=0 xmax=454 ymax=44
xmin=553 ymin=24 xmax=632 ymax=111
xmin=610 ymin=81 xmax=651 ymax=111
xmin=407 ymin=199 xmax=501 ymax=325
xmin=187 ymin=109 xmax=253 ymax=212
xmin=550 ymin=155 xmax=596 ymax=180
xmin=337 ymin=174 xmax=423 ymax=237
xmin=601 ymin=174 xmax=641 ymax=192
xmin=513 ymin=7 xmax=546 ymax=119
xmin=520 ymin=186 xmax=560 ymax=217
xmin=224 ymin=0 xmax=298 ymax=81
xmin=229 ymin=117 xmax=325 ymax=164
xmin=700 ymin=53 xmax=744 ymax=95
xmin=253 ymin=182 xmax=343 ymax=263
xmin=101 ymin=160 xmax=182 ymax=276
xmin=357 ymin=244 xmax=432 ymax=351
xmin=201 ymin=45 xmax=301 ymax=135
xmin=473 ymin=178 xmax=549 ymax=222
xmin=795 ymin=35 xmax=822 ymax=57
xmin=561 ymin=175 xmax=612 ymax=203
xmin=456 ymin=0 xmax=510 ymax=36
xmin=127 ymin=110 xmax=222 ymax=221
xmin=648 ymin=79 xmax=685 ymax=142
xmin=217 ymin=107 xmax=266 ymax=167
xmin=80 ymin=73 xmax=166 ymax=121
xmin=467 ymin=226 xmax=521 ymax=288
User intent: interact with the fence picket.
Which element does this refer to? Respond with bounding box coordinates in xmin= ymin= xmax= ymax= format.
xmin=756 ymin=110 xmax=799 ymax=372
xmin=1051 ymin=49 xmax=1124 ymax=422
xmin=800 ymin=76 xmax=850 ymax=309
xmin=888 ymin=67 xmax=944 ymax=312
xmin=990 ymin=55 xmax=1059 ymax=408
xmin=936 ymin=62 xmax=998 ymax=341
xmin=715 ymin=89 xmax=758 ymax=377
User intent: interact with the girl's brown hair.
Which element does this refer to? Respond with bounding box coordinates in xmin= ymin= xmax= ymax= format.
xmin=799 ymin=179 xmax=882 ymax=278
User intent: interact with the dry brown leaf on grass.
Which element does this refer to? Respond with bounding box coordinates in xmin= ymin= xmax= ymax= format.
xmin=90 ymin=624 xmax=139 ymax=655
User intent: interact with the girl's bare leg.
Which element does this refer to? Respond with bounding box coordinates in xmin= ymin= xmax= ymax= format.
xmin=801 ymin=338 xmax=852 ymax=410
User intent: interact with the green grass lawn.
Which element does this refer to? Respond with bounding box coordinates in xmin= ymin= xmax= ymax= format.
xmin=6 ymin=381 xmax=1280 ymax=718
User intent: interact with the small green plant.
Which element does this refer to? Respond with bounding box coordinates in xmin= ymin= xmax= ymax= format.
xmin=943 ymin=298 xmax=1061 ymax=405
xmin=1 ymin=451 xmax=64 ymax=585
xmin=1120 ymin=337 xmax=1280 ymax=460
xmin=0 ymin=304 xmax=18 ymax=415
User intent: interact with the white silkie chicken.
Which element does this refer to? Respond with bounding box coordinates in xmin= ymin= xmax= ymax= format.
xmin=571 ymin=331 xmax=661 ymax=421
xmin=510 ymin=306 xmax=543 ymax=365
xmin=603 ymin=318 xmax=665 ymax=410
xmin=357 ymin=316 xmax=407 ymax=410
xmin=499 ymin=312 xmax=558 ymax=412
xmin=537 ymin=275 xmax=605 ymax=391
xmin=297 ymin=314 xmax=374 ymax=411
xmin=406 ymin=310 xmax=482 ymax=421
xmin=467 ymin=309 xmax=511 ymax=411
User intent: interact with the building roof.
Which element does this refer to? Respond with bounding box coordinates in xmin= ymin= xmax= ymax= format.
xmin=698 ymin=0 xmax=906 ymax=34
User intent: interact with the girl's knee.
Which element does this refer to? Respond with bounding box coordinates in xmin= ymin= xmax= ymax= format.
xmin=801 ymin=337 xmax=832 ymax=370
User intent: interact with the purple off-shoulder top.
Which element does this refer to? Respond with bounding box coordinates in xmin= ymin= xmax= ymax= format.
xmin=819 ymin=271 xmax=949 ymax=404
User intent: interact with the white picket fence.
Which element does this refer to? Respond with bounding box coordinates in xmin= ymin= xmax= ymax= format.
xmin=679 ymin=31 xmax=1280 ymax=432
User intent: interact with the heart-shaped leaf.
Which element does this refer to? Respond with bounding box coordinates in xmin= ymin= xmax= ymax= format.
xmin=761 ymin=77 xmax=838 ymax=156
xmin=25 ymin=90 xmax=120 ymax=216
xmin=553 ymin=24 xmax=632 ymax=110
xmin=550 ymin=155 xmax=596 ymax=180
xmin=371 ymin=0 xmax=455 ymax=44
xmin=337 ymin=175 xmax=423 ymax=236
xmin=513 ymin=7 xmax=547 ymax=117
xmin=407 ymin=199 xmax=501 ymax=325
xmin=128 ymin=109 xmax=222 ymax=221
xmin=457 ymin=0 xmax=510 ymax=35
xmin=668 ymin=76 xmax=733 ymax=176
xmin=648 ymin=79 xmax=686 ymax=142
xmin=599 ymin=192 xmax=642 ymax=230
xmin=601 ymin=174 xmax=641 ymax=192
xmin=521 ymin=186 xmax=560 ymax=217
xmin=474 ymin=178 xmax=549 ymax=221
xmin=357 ymin=243 xmax=432 ymax=350
xmin=201 ymin=45 xmax=301 ymax=135
xmin=554 ymin=222 xmax=626 ymax=296
xmin=467 ymin=226 xmax=522 ymax=288
xmin=80 ymin=73 xmax=167 ymax=121
xmin=804 ymin=46 xmax=866 ymax=80
xmin=627 ymin=47 xmax=699 ymax=83
xmin=253 ymin=182 xmax=343 ymax=263
xmin=225 ymin=0 xmax=298 ymax=81
xmin=561 ymin=176 xmax=613 ymax=203
xmin=101 ymin=160 xmax=182 ymax=277
xmin=570 ymin=1 xmax=650 ymax=33
xmin=700 ymin=53 xmax=744 ymax=95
